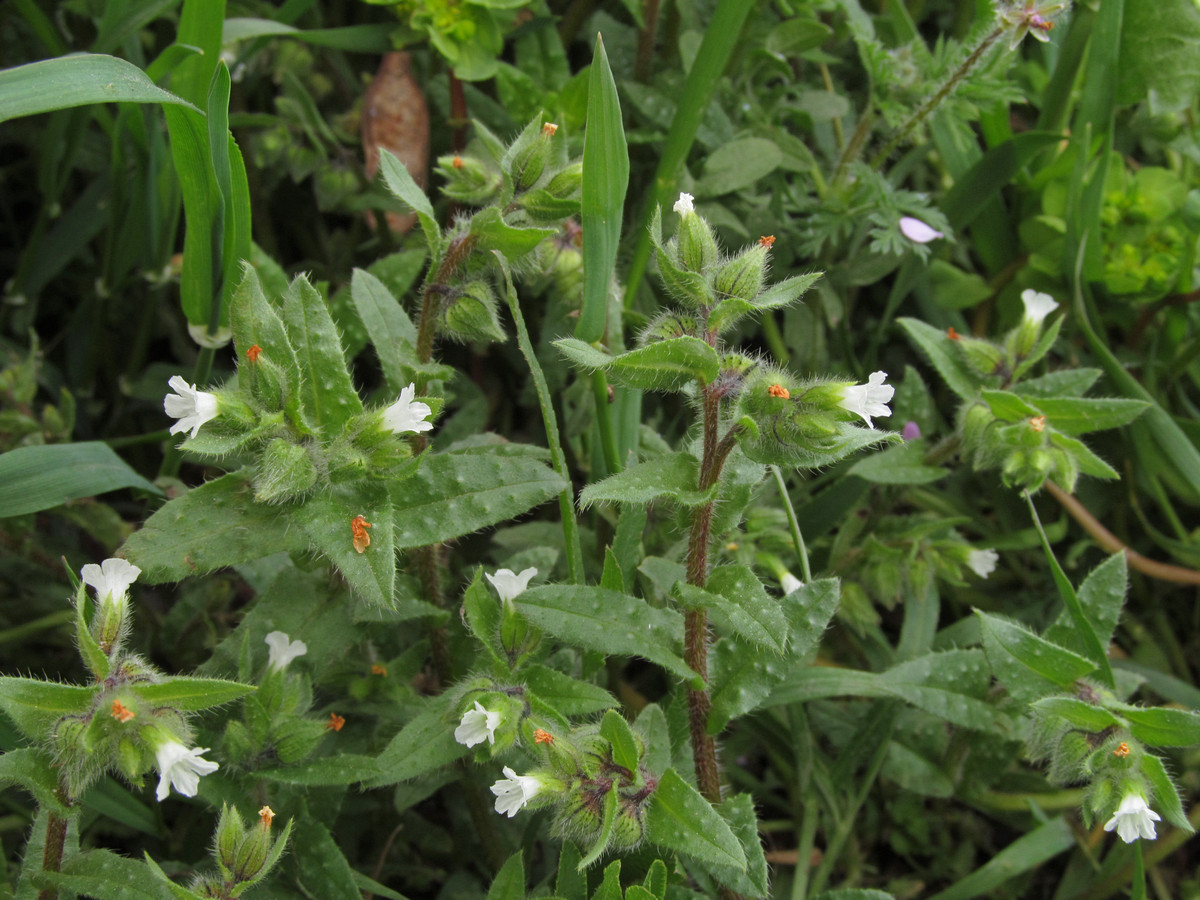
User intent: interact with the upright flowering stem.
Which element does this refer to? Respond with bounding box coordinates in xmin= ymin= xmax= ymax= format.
xmin=38 ymin=781 xmax=72 ymax=900
xmin=414 ymin=233 xmax=477 ymax=386
xmin=684 ymin=382 xmax=725 ymax=805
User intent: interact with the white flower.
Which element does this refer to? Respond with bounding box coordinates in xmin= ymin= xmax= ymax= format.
xmin=153 ymin=738 xmax=219 ymax=801
xmin=838 ymin=371 xmax=894 ymax=429
xmin=966 ymin=549 xmax=999 ymax=579
xmin=490 ymin=766 xmax=542 ymax=817
xmin=1021 ymin=289 xmax=1059 ymax=326
xmin=673 ymin=192 xmax=694 ymax=216
xmin=164 ymin=375 xmax=219 ymax=439
xmin=264 ymin=631 xmax=307 ymax=672
xmin=382 ymin=383 xmax=433 ymax=434
xmin=1104 ymin=791 xmax=1161 ymax=843
xmin=899 ymin=216 xmax=944 ymax=243
xmin=80 ymin=558 xmax=141 ymax=609
xmin=780 ymin=572 xmax=804 ymax=595
xmin=485 ymin=567 xmax=537 ymax=609
xmin=454 ymin=701 xmax=502 ymax=748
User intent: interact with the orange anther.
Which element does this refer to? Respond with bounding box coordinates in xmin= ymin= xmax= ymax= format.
xmin=259 ymin=805 xmax=275 ymax=828
xmin=1029 ymin=415 xmax=1046 ymax=432
xmin=533 ymin=729 xmax=555 ymax=744
xmin=542 ymin=123 xmax=558 ymax=137
xmin=768 ymin=384 xmax=790 ymax=399
xmin=351 ymin=515 xmax=373 ymax=554
xmin=947 ymin=327 xmax=960 ymax=340
xmin=452 ymin=156 xmax=464 ymax=169
xmin=246 ymin=344 xmax=262 ymax=363
xmin=759 ymin=235 xmax=775 ymax=249
xmin=1113 ymin=741 xmax=1130 ymax=757
xmin=326 ymin=713 xmax=345 ymax=732
xmin=110 ymin=700 xmax=135 ymax=723
xmin=371 ymin=663 xmax=388 ymax=676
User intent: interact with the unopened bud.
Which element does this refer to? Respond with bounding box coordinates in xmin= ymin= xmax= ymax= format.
xmin=676 ymin=207 xmax=719 ymax=272
xmin=545 ymin=161 xmax=583 ymax=199
xmin=216 ymin=804 xmax=246 ymax=873
xmin=955 ymin=334 xmax=1007 ymax=376
xmin=253 ymin=438 xmax=318 ymax=503
xmin=714 ymin=244 xmax=768 ymax=302
xmin=233 ymin=818 xmax=271 ymax=881
xmin=443 ymin=281 xmax=505 ymax=343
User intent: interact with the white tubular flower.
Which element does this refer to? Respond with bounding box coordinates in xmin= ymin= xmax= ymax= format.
xmin=899 ymin=216 xmax=944 ymax=243
xmin=966 ymin=549 xmax=999 ymax=579
xmin=780 ymin=572 xmax=804 ymax=595
xmin=486 ymin=567 xmax=537 ymax=609
xmin=838 ymin=371 xmax=895 ymax=429
xmin=490 ymin=766 xmax=542 ymax=817
xmin=673 ymin=192 xmax=694 ymax=216
xmin=1104 ymin=791 xmax=1161 ymax=843
xmin=454 ymin=701 xmax=502 ymax=748
xmin=382 ymin=383 xmax=433 ymax=434
xmin=1021 ymin=289 xmax=1059 ymax=326
xmin=164 ymin=375 xmax=219 ymax=439
xmin=264 ymin=631 xmax=307 ymax=672
xmin=80 ymin=558 xmax=141 ymax=609
xmin=154 ymin=739 xmax=219 ymax=801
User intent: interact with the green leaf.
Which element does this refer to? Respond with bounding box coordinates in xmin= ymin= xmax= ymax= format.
xmin=592 ymin=859 xmax=623 ymax=900
xmin=0 ymin=442 xmax=161 ymax=517
xmin=942 ymin=132 xmax=1062 ymax=231
xmin=258 ymin=754 xmax=381 ymax=785
xmin=1045 ymin=553 xmax=1127 ymax=658
xmin=516 ymin=585 xmax=698 ymax=685
xmin=738 ymin=421 xmax=900 ymax=470
xmin=370 ymin=695 xmax=468 ymax=785
xmin=811 ymin=892 xmax=896 ymax=900
xmin=488 ymin=852 xmax=525 ymax=900
xmin=580 ymin=452 xmax=713 ymax=509
xmin=600 ymin=709 xmax=641 ymax=773
xmin=698 ymin=793 xmax=769 ymax=897
xmin=750 ymin=271 xmax=823 ymax=310
xmin=36 ymin=849 xmax=176 ymax=900
xmin=298 ymin=482 xmax=395 ymax=606
xmin=230 ymin=264 xmax=304 ymax=419
xmin=135 ymin=677 xmax=254 ymax=711
xmin=221 ymin=18 xmax=395 ymax=51
xmin=578 ymin=34 xmax=628 ymax=342
xmin=607 ymin=338 xmax=720 ymax=391
xmin=1139 ymin=753 xmax=1193 ymax=832
xmin=0 ymin=676 xmax=93 ymax=742
xmin=578 ymin=789 xmax=620 ymax=870
xmin=695 ymin=565 xmax=788 ymax=653
xmin=0 ymin=747 xmax=67 ymax=812
xmin=644 ymin=768 xmax=747 ymax=872
xmin=350 ymin=268 xmax=419 ymax=396
xmin=848 ymin=441 xmax=946 ymax=485
xmin=1017 ymin=369 xmax=1102 ymax=398
xmin=1030 ymin=397 xmax=1150 ymax=435
xmin=1114 ymin=705 xmax=1200 ymax=747
xmin=469 ymin=206 xmax=556 ymax=258
xmin=643 ymin=859 xmax=669 ymax=899
xmin=0 ymin=54 xmax=197 ymax=123
xmin=523 ymin=664 xmax=617 ymax=716
xmin=464 ymin=571 xmax=505 ymax=668
xmin=281 ymin=275 xmax=362 ymax=432
xmin=926 ymin=816 xmax=1074 ymax=900
xmin=980 ymin=389 xmax=1040 ymax=421
xmin=556 ymin=843 xmax=587 ymax=900
xmin=392 ymin=447 xmax=567 ymax=549
xmin=292 ymin=818 xmax=364 ymax=899
xmin=708 ymin=578 xmax=840 ymax=731
xmin=165 ymin=103 xmax=220 ymax=328
xmin=1047 ymin=431 xmax=1119 ymax=480
xmin=897 ymin=318 xmax=982 ymax=401
xmin=1116 ymin=0 xmax=1200 ymax=112
xmin=696 ymin=138 xmax=782 ymax=196
xmin=1032 ymin=697 xmax=1120 ymax=732
xmin=379 ymin=149 xmax=440 ymax=256
xmin=122 ymin=470 xmax=309 ymax=583
xmin=977 ymin=612 xmax=1097 ymax=702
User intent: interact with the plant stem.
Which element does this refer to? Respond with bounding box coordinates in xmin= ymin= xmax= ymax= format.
xmin=771 ymin=466 xmax=811 ymax=583
xmin=634 ymin=0 xmax=662 ymax=82
xmin=414 ymin=235 xmax=476 ymax=386
xmin=37 ymin=806 xmax=69 ymax=900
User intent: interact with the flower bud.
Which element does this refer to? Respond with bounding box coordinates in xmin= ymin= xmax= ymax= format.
xmin=545 ymin=161 xmax=583 ymax=199
xmin=253 ymin=438 xmax=319 ymax=503
xmin=232 ymin=817 xmax=271 ymax=881
xmin=955 ymin=334 xmax=1007 ymax=376
xmin=610 ymin=797 xmax=647 ymax=850
xmin=675 ymin=206 xmax=719 ymax=273
xmin=436 ymin=154 xmax=501 ymax=205
xmin=442 ymin=281 xmax=506 ymax=343
xmin=510 ymin=130 xmax=554 ymax=192
xmin=714 ymin=244 xmax=769 ymax=302
xmin=638 ymin=312 xmax=700 ymax=345
xmin=215 ymin=804 xmax=246 ymax=875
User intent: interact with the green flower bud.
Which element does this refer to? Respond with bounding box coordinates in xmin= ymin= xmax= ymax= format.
xmin=553 ymin=777 xmax=608 ymax=843
xmin=233 ymin=816 xmax=271 ymax=882
xmin=509 ymin=123 xmax=557 ymax=192
xmin=714 ymin=244 xmax=769 ymax=302
xmin=610 ymin=796 xmax=647 ymax=850
xmin=639 ymin=312 xmax=701 ymax=345
xmin=954 ymin=333 xmax=1007 ymax=376
xmin=253 ymin=438 xmax=319 ymax=503
xmin=273 ymin=717 xmax=328 ymax=764
xmin=442 ymin=281 xmax=506 ymax=344
xmin=674 ymin=199 xmax=719 ymax=272
xmin=215 ymin=804 xmax=246 ymax=876
xmin=545 ymin=160 xmax=583 ymax=199
xmin=436 ymin=154 xmax=501 ymax=205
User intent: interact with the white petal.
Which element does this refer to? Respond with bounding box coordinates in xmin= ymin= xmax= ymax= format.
xmin=780 ymin=573 xmax=804 ymax=595
xmin=81 ymin=558 xmax=141 ymax=603
xmin=382 ymin=382 xmax=434 ymax=434
xmin=154 ymin=739 xmax=219 ymax=801
xmin=485 ymin=567 xmax=538 ymax=604
xmin=264 ymin=631 xmax=307 ymax=671
xmin=164 ymin=376 xmax=219 ymax=439
xmin=966 ymin=549 xmax=998 ymax=579
xmin=838 ymin=371 xmax=895 ymax=428
xmin=1021 ymin=289 xmax=1059 ymax=325
xmin=673 ymin=192 xmax=694 ymax=216
xmin=899 ymin=216 xmax=944 ymax=243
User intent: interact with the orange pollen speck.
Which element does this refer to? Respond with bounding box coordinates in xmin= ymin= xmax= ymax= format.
xmin=351 ymin=515 xmax=373 ymax=553
xmin=259 ymin=805 xmax=275 ymax=828
xmin=947 ymin=327 xmax=961 ymax=340
xmin=533 ymin=729 xmax=555 ymax=744
xmin=371 ymin=663 xmax=387 ymax=676
xmin=110 ymin=700 xmax=135 ymax=723
xmin=1029 ymin=415 xmax=1047 ymax=432
xmin=246 ymin=344 xmax=262 ymax=363
xmin=768 ymin=384 xmax=791 ymax=399
xmin=726 ymin=542 xmax=739 ymax=551
xmin=1030 ymin=13 xmax=1053 ymax=31
xmin=542 ymin=123 xmax=558 ymax=137
xmin=326 ymin=713 xmax=346 ymax=732
xmin=452 ymin=156 xmax=464 ymax=169
xmin=1113 ymin=741 xmax=1130 ymax=757
xmin=759 ymin=235 xmax=776 ymax=249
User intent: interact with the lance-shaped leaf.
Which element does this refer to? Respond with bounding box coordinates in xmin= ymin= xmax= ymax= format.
xmin=980 ymin=389 xmax=1041 ymax=421
xmin=463 ymin=570 xmax=506 ymax=669
xmin=258 ymin=754 xmax=382 ymax=786
xmin=738 ymin=419 xmax=901 ymax=469
xmin=1029 ymin=397 xmax=1150 ymax=435
xmin=523 ymin=664 xmax=617 ymax=716
xmin=123 ymin=470 xmax=309 ymax=583
xmin=392 ymin=447 xmax=567 ymax=549
xmin=469 ymin=206 xmax=556 ymax=259
xmin=349 ymin=268 xmax=419 ymax=396
xmin=578 ymin=788 xmax=620 ymax=870
xmin=898 ymin=317 xmax=984 ymax=401
xmin=600 ymin=709 xmax=641 ymax=773
xmin=281 ymin=275 xmax=362 ymax=433
xmin=1032 ymin=697 xmax=1121 ymax=732
xmin=977 ymin=611 xmax=1098 ymax=703
xmin=1112 ymin=704 xmax=1200 ymax=747
xmin=488 ymin=851 xmax=526 ymax=900
xmin=674 ymin=568 xmax=788 ymax=653
xmin=1018 ymin=368 xmax=1103 ymax=397
xmin=0 ymin=747 xmax=67 ymax=813
xmin=1047 ymin=431 xmax=1119 ymax=480
xmin=687 ymin=793 xmax=769 ymax=898
xmin=379 ymin=148 xmax=440 ymax=256
xmin=1139 ymin=753 xmax=1193 ymax=832
xmin=369 ymin=694 xmax=468 ymax=786
xmin=580 ymin=452 xmax=713 ymax=509
xmin=0 ymin=442 xmax=162 ymax=517
xmin=516 ymin=585 xmax=698 ymax=685
xmin=36 ymin=849 xmax=178 ymax=900
xmin=1045 ymin=553 xmax=1127 ymax=658
xmin=644 ymin=768 xmax=747 ymax=872
xmin=135 ymin=677 xmax=255 ymax=711
xmin=555 ymin=337 xmax=719 ymax=392
xmin=848 ymin=440 xmax=947 ymax=485
xmin=0 ymin=677 xmax=94 ymax=742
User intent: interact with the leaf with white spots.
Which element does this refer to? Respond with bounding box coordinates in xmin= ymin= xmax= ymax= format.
xmin=280 ymin=274 xmax=362 ymax=433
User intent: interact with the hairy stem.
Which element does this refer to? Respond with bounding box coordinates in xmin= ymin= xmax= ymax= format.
xmin=37 ymin=807 xmax=68 ymax=900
